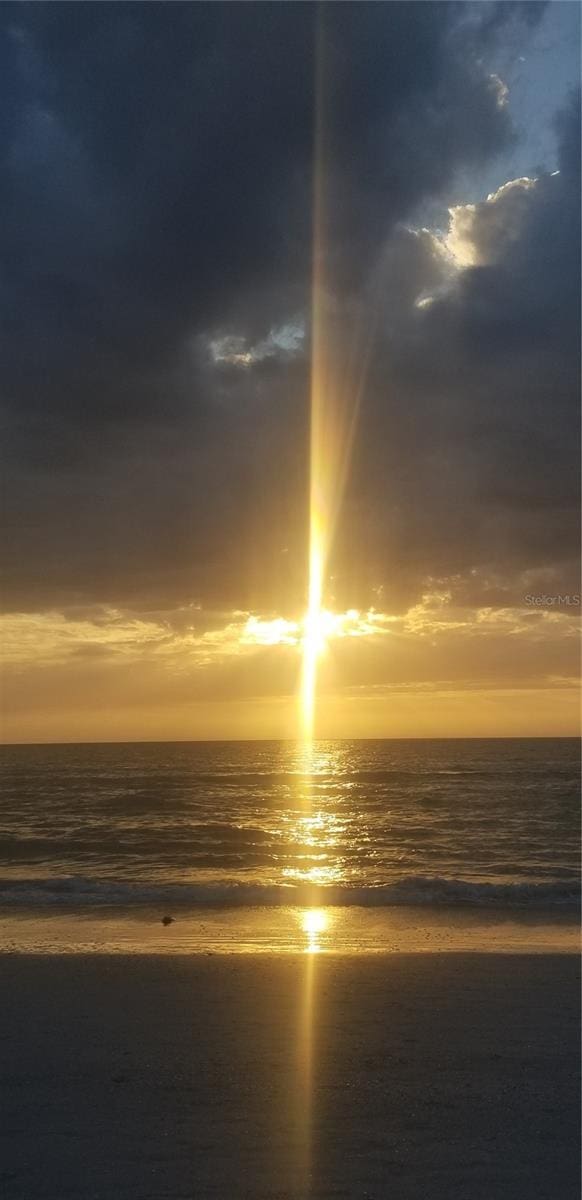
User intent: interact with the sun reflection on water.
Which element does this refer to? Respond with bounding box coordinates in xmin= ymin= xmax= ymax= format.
xmin=281 ymin=808 xmax=347 ymax=887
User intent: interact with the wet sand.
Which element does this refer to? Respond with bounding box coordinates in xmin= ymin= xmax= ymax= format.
xmin=0 ymin=903 xmax=579 ymax=955
xmin=0 ymin=952 xmax=579 ymax=1199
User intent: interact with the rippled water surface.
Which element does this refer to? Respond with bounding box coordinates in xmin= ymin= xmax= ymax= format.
xmin=0 ymin=739 xmax=579 ymax=910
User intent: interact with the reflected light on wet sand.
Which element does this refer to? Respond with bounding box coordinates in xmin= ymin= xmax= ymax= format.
xmin=301 ymin=907 xmax=329 ymax=954
xmin=295 ymin=917 xmax=318 ymax=1199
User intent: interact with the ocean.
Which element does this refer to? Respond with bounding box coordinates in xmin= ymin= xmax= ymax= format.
xmin=0 ymin=738 xmax=579 ymax=914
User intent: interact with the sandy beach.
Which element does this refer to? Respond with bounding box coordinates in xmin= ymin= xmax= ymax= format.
xmin=0 ymin=951 xmax=578 ymax=1200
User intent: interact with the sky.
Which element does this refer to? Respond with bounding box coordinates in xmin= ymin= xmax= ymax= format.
xmin=0 ymin=0 xmax=580 ymax=743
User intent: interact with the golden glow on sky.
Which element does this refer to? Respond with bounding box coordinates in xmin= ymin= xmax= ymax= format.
xmin=6 ymin=596 xmax=578 ymax=666
xmin=300 ymin=550 xmax=326 ymax=745
xmin=1 ymin=598 xmax=579 ymax=741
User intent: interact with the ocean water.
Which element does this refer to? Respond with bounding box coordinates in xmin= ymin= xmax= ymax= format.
xmin=0 ymin=738 xmax=579 ymax=914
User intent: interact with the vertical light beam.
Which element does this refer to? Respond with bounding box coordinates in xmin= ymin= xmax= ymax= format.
xmin=294 ymin=19 xmax=329 ymax=1198
xmin=300 ymin=11 xmax=328 ymax=750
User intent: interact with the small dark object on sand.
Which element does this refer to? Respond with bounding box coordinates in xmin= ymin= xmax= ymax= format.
xmin=161 ymin=915 xmax=174 ymax=926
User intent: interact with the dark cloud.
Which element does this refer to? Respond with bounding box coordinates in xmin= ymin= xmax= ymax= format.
xmin=0 ymin=2 xmax=577 ymax=616
xmin=1 ymin=2 xmax=516 ymax=390
xmin=335 ymin=88 xmax=580 ymax=612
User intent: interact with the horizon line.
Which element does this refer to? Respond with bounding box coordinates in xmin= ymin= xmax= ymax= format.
xmin=1 ymin=734 xmax=580 ymax=748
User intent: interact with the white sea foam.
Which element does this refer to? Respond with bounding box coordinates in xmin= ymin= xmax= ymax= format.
xmin=0 ymin=875 xmax=578 ymax=910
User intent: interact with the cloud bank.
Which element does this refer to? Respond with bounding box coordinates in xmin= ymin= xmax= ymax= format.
xmin=0 ymin=2 xmax=579 ymax=738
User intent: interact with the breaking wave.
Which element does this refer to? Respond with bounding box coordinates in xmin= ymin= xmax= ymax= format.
xmin=0 ymin=875 xmax=578 ymax=911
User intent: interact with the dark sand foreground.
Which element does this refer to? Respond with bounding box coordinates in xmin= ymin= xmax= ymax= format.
xmin=0 ymin=953 xmax=579 ymax=1200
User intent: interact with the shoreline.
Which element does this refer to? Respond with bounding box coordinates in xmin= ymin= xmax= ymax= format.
xmin=0 ymin=902 xmax=578 ymax=955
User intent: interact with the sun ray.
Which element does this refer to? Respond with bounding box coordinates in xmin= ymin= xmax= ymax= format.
xmin=300 ymin=7 xmax=329 ymax=751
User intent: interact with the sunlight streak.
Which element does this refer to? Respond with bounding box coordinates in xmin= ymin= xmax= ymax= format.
xmin=300 ymin=7 xmax=333 ymax=750
xmin=293 ymin=23 xmax=328 ymax=1197
xmin=298 ymin=5 xmax=377 ymax=749
xmin=301 ymin=539 xmax=325 ymax=743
